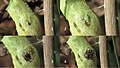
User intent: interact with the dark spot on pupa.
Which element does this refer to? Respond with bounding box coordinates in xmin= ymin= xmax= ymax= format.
xmin=19 ymin=23 xmax=22 ymax=27
xmin=73 ymin=22 xmax=77 ymax=28
xmin=85 ymin=21 xmax=91 ymax=27
xmin=27 ymin=20 xmax=31 ymax=25
xmin=73 ymin=22 xmax=81 ymax=33
xmin=19 ymin=23 xmax=25 ymax=31
xmin=78 ymin=54 xmax=83 ymax=61
xmin=82 ymin=14 xmax=91 ymax=27
xmin=16 ymin=56 xmax=22 ymax=65
xmin=22 ymin=51 xmax=31 ymax=62
xmin=28 ymin=22 xmax=31 ymax=25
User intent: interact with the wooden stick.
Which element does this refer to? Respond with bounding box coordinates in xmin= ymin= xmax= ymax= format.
xmin=99 ymin=36 xmax=108 ymax=68
xmin=43 ymin=36 xmax=54 ymax=67
xmin=44 ymin=0 xmax=54 ymax=35
xmin=43 ymin=0 xmax=54 ymax=67
xmin=104 ymin=0 xmax=117 ymax=35
xmin=112 ymin=37 xmax=120 ymax=67
xmin=115 ymin=37 xmax=120 ymax=57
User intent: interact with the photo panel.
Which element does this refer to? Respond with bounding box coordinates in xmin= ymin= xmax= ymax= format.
xmin=60 ymin=36 xmax=99 ymax=67
xmin=0 ymin=0 xmax=120 ymax=68
xmin=0 ymin=36 xmax=43 ymax=67
xmin=60 ymin=36 xmax=120 ymax=67
xmin=0 ymin=0 xmax=44 ymax=36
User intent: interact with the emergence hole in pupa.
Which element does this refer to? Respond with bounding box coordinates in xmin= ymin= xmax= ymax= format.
xmin=84 ymin=49 xmax=94 ymax=59
xmin=22 ymin=51 xmax=32 ymax=62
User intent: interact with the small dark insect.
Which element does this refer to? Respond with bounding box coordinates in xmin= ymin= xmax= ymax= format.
xmin=84 ymin=49 xmax=94 ymax=59
xmin=22 ymin=51 xmax=31 ymax=62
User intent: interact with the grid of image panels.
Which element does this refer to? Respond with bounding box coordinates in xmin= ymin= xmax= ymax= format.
xmin=0 ymin=0 xmax=120 ymax=68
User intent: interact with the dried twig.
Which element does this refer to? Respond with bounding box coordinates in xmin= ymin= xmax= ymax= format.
xmin=112 ymin=37 xmax=120 ymax=67
xmin=99 ymin=36 xmax=108 ymax=68
xmin=44 ymin=0 xmax=54 ymax=35
xmin=104 ymin=0 xmax=117 ymax=35
xmin=43 ymin=0 xmax=54 ymax=67
xmin=115 ymin=37 xmax=120 ymax=57
xmin=43 ymin=36 xmax=54 ymax=67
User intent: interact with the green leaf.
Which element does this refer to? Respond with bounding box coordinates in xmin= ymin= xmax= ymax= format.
xmin=1 ymin=36 xmax=40 ymax=68
xmin=67 ymin=36 xmax=97 ymax=68
xmin=6 ymin=0 xmax=41 ymax=36
xmin=60 ymin=0 xmax=101 ymax=36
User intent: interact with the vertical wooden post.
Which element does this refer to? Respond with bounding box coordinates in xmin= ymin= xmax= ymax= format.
xmin=99 ymin=36 xmax=108 ymax=68
xmin=43 ymin=36 xmax=54 ymax=67
xmin=44 ymin=0 xmax=54 ymax=36
xmin=43 ymin=0 xmax=54 ymax=67
xmin=104 ymin=0 xmax=117 ymax=35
